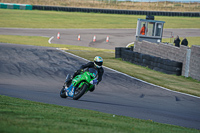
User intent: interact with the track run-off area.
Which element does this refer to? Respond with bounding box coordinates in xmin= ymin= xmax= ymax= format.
xmin=1 ymin=28 xmax=200 ymax=49
xmin=0 ymin=28 xmax=200 ymax=129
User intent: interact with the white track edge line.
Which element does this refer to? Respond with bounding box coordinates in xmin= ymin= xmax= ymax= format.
xmin=126 ymin=41 xmax=134 ymax=48
xmin=56 ymin=48 xmax=200 ymax=99
xmin=48 ymin=36 xmax=54 ymax=44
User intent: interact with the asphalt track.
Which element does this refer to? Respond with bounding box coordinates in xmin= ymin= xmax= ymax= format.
xmin=0 ymin=28 xmax=200 ymax=129
xmin=0 ymin=43 xmax=200 ymax=129
xmin=1 ymin=28 xmax=200 ymax=49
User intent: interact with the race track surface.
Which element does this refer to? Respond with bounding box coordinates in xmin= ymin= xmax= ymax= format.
xmin=1 ymin=28 xmax=200 ymax=49
xmin=0 ymin=43 xmax=200 ymax=129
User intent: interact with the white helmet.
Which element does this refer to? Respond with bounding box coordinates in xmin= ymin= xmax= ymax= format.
xmin=94 ymin=56 xmax=103 ymax=68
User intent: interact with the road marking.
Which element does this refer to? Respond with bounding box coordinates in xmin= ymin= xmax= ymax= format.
xmin=126 ymin=41 xmax=134 ymax=48
xmin=48 ymin=36 xmax=54 ymax=44
xmin=56 ymin=48 xmax=200 ymax=99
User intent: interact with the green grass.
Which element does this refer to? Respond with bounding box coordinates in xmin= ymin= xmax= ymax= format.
xmin=1 ymin=95 xmax=200 ymax=133
xmin=0 ymin=9 xmax=200 ymax=132
xmin=0 ymin=9 xmax=200 ymax=29
xmin=162 ymin=37 xmax=200 ymax=47
xmin=0 ymin=34 xmax=200 ymax=97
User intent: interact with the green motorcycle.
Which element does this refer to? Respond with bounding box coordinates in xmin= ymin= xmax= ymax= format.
xmin=60 ymin=68 xmax=97 ymax=100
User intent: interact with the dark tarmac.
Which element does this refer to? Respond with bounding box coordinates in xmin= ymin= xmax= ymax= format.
xmin=0 ymin=43 xmax=200 ymax=129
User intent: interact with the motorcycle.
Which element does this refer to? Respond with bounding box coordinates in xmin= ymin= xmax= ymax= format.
xmin=60 ymin=68 xmax=97 ymax=100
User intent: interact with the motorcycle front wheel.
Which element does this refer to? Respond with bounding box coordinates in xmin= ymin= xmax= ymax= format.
xmin=73 ymin=83 xmax=88 ymax=100
xmin=60 ymin=86 xmax=67 ymax=98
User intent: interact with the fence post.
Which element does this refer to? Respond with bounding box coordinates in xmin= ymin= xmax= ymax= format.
xmin=185 ymin=48 xmax=191 ymax=77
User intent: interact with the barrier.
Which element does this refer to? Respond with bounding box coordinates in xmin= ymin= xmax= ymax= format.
xmin=0 ymin=3 xmax=32 ymax=10
xmin=115 ymin=47 xmax=182 ymax=76
xmin=32 ymin=5 xmax=200 ymax=17
xmin=1 ymin=4 xmax=198 ymax=17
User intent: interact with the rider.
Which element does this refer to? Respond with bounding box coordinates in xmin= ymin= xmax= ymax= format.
xmin=67 ymin=56 xmax=104 ymax=92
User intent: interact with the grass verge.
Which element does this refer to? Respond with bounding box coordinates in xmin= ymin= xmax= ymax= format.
xmin=0 ymin=9 xmax=200 ymax=29
xmin=1 ymin=95 xmax=200 ymax=133
xmin=0 ymin=35 xmax=200 ymax=97
xmin=1 ymin=9 xmax=200 ymax=132
xmin=162 ymin=37 xmax=200 ymax=47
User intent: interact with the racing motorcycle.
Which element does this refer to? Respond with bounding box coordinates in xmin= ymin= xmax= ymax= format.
xmin=60 ymin=68 xmax=97 ymax=100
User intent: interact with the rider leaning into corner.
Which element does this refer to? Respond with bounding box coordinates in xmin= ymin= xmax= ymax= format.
xmin=66 ymin=56 xmax=104 ymax=92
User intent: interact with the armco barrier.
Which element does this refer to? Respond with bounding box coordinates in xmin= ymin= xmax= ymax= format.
xmin=32 ymin=5 xmax=200 ymax=17
xmin=0 ymin=3 xmax=32 ymax=10
xmin=115 ymin=47 xmax=182 ymax=76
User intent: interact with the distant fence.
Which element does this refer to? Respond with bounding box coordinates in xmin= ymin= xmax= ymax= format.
xmin=32 ymin=5 xmax=200 ymax=17
xmin=0 ymin=3 xmax=32 ymax=10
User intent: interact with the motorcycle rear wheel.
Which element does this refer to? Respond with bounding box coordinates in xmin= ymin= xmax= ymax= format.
xmin=73 ymin=83 xmax=88 ymax=100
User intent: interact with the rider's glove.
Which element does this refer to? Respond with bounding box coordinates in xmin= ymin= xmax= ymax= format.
xmin=90 ymin=79 xmax=98 ymax=85
xmin=77 ymin=69 xmax=83 ymax=74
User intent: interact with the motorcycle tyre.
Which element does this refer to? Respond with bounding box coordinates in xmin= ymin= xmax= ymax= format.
xmin=60 ymin=86 xmax=67 ymax=98
xmin=73 ymin=83 xmax=88 ymax=100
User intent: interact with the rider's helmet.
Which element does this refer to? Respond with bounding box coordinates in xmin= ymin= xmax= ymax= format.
xmin=94 ymin=56 xmax=103 ymax=68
